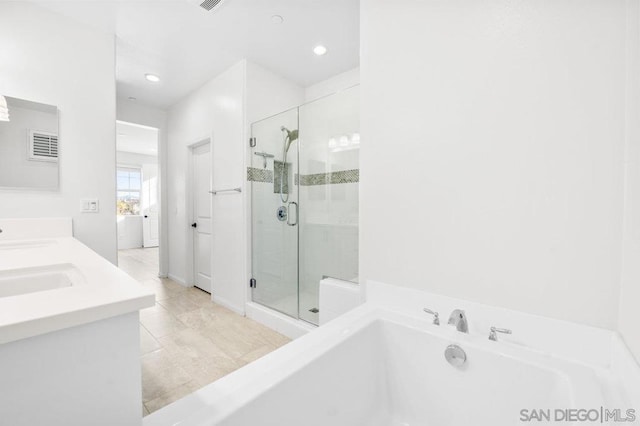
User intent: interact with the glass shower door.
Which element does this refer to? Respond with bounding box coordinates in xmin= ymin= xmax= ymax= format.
xmin=250 ymin=108 xmax=299 ymax=318
xmin=298 ymin=86 xmax=360 ymax=324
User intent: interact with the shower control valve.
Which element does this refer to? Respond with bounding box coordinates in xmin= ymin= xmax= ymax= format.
xmin=276 ymin=206 xmax=287 ymax=222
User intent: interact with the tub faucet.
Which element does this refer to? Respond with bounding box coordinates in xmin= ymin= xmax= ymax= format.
xmin=447 ymin=309 xmax=469 ymax=333
xmin=488 ymin=326 xmax=512 ymax=341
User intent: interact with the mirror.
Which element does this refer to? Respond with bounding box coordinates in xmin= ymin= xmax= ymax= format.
xmin=0 ymin=96 xmax=59 ymax=190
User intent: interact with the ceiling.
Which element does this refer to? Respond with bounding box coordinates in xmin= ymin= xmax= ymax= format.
xmin=31 ymin=0 xmax=360 ymax=109
xmin=116 ymin=121 xmax=158 ymax=156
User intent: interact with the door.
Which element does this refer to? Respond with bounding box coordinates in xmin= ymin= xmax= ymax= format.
xmin=250 ymin=108 xmax=299 ymax=318
xmin=191 ymin=142 xmax=212 ymax=293
xmin=142 ymin=163 xmax=159 ymax=248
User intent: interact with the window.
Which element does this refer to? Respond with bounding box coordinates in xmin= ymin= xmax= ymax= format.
xmin=117 ymin=167 xmax=142 ymax=215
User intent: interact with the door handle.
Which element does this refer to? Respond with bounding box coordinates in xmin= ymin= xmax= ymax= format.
xmin=287 ymin=202 xmax=298 ymax=226
xmin=144 ymin=215 xmax=149 ymax=218
xmin=191 ymin=222 xmax=197 ymax=228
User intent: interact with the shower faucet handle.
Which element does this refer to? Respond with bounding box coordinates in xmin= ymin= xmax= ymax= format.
xmin=423 ymin=308 xmax=440 ymax=325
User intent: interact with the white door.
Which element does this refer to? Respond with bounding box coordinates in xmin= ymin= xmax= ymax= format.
xmin=142 ymin=163 xmax=159 ymax=248
xmin=192 ymin=143 xmax=212 ymax=293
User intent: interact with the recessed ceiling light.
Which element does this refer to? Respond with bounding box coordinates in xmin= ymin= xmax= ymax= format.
xmin=313 ymin=45 xmax=327 ymax=56
xmin=271 ymin=15 xmax=284 ymax=24
xmin=145 ymin=74 xmax=160 ymax=83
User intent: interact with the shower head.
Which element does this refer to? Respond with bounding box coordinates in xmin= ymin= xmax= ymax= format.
xmin=281 ymin=126 xmax=299 ymax=142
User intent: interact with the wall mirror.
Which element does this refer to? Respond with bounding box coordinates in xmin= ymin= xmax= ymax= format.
xmin=0 ymin=96 xmax=59 ymax=190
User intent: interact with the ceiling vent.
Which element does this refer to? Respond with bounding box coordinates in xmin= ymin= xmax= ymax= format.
xmin=196 ymin=0 xmax=227 ymax=12
xmin=29 ymin=130 xmax=58 ymax=162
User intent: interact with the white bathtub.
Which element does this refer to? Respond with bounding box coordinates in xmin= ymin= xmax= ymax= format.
xmin=217 ymin=313 xmax=604 ymax=426
xmin=145 ymin=291 xmax=634 ymax=426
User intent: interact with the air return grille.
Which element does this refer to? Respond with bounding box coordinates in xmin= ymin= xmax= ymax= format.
xmin=199 ymin=0 xmax=224 ymax=11
xmin=29 ymin=130 xmax=58 ymax=162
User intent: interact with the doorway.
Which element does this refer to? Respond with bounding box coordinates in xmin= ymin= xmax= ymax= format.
xmin=116 ymin=121 xmax=161 ymax=280
xmin=189 ymin=140 xmax=213 ymax=293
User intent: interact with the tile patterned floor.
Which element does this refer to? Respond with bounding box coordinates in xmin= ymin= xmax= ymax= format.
xmin=117 ymin=248 xmax=291 ymax=416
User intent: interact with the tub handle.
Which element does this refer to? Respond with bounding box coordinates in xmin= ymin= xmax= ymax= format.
xmin=423 ymin=308 xmax=440 ymax=325
xmin=488 ymin=326 xmax=512 ymax=341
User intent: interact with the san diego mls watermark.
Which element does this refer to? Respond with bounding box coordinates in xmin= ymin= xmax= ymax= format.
xmin=520 ymin=407 xmax=636 ymax=423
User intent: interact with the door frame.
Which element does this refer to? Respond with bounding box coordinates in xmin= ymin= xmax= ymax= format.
xmin=185 ymin=136 xmax=213 ymax=288
xmin=115 ymin=120 xmax=165 ymax=274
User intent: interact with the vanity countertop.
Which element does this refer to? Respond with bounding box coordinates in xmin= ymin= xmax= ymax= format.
xmin=0 ymin=220 xmax=154 ymax=345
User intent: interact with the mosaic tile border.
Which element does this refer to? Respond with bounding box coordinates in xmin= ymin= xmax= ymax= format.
xmin=247 ymin=167 xmax=359 ymax=186
xmin=247 ymin=167 xmax=273 ymax=183
xmin=299 ymin=169 xmax=359 ymax=186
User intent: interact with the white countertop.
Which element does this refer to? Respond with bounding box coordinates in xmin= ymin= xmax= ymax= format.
xmin=0 ymin=235 xmax=154 ymax=345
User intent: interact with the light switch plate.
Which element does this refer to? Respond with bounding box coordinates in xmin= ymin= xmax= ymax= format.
xmin=80 ymin=199 xmax=99 ymax=213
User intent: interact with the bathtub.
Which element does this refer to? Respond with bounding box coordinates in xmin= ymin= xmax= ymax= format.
xmin=145 ymin=282 xmax=639 ymax=426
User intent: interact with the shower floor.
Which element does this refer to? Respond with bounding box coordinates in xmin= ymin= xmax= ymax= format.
xmin=263 ymin=290 xmax=319 ymax=325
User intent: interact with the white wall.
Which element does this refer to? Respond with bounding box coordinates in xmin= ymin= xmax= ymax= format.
xmin=0 ymin=2 xmax=117 ymax=263
xmin=117 ymin=151 xmax=158 ymax=167
xmin=619 ymin=0 xmax=640 ymax=361
xmin=167 ymin=61 xmax=246 ymax=311
xmin=167 ymin=60 xmax=305 ymax=313
xmin=305 ymin=67 xmax=360 ymax=103
xmin=246 ymin=62 xmax=304 ymax=124
xmin=116 ymin=100 xmax=168 ymax=274
xmin=360 ymin=0 xmax=631 ymax=330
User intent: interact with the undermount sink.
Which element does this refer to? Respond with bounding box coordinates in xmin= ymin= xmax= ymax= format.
xmin=0 ymin=239 xmax=57 ymax=251
xmin=0 ymin=264 xmax=85 ymax=298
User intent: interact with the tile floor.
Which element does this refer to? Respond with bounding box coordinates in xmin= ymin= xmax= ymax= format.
xmin=117 ymin=247 xmax=291 ymax=416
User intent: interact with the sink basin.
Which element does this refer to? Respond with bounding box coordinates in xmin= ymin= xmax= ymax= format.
xmin=0 ymin=239 xmax=57 ymax=251
xmin=0 ymin=264 xmax=85 ymax=298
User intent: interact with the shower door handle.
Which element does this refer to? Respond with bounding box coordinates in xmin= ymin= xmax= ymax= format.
xmin=287 ymin=202 xmax=298 ymax=226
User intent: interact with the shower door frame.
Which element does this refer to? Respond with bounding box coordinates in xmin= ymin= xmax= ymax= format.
xmin=249 ymin=107 xmax=301 ymax=321
xmin=248 ymin=84 xmax=361 ymax=326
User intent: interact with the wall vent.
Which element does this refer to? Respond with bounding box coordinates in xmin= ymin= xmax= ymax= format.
xmin=199 ymin=0 xmax=225 ymax=11
xmin=29 ymin=130 xmax=58 ymax=162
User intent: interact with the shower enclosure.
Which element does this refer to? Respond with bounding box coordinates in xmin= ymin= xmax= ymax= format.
xmin=249 ymin=86 xmax=359 ymax=325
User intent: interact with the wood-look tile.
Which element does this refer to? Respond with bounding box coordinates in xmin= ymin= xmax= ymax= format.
xmin=140 ymin=302 xmax=171 ymax=320
xmin=141 ymin=349 xmax=192 ymax=402
xmin=237 ymin=344 xmax=279 ymax=366
xmin=140 ymin=325 xmax=161 ymax=355
xmin=139 ymin=309 xmax=187 ymax=339
xmin=184 ymin=287 xmax=213 ymax=307
xmin=144 ymin=381 xmax=201 ymax=414
xmin=118 ymin=248 xmax=292 ymax=416
xmin=157 ymin=294 xmax=201 ymax=316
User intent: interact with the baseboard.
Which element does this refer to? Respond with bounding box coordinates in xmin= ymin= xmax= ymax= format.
xmin=245 ymin=302 xmax=315 ymax=340
xmin=167 ymin=274 xmax=187 ymax=286
xmin=212 ymin=294 xmax=245 ymax=315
